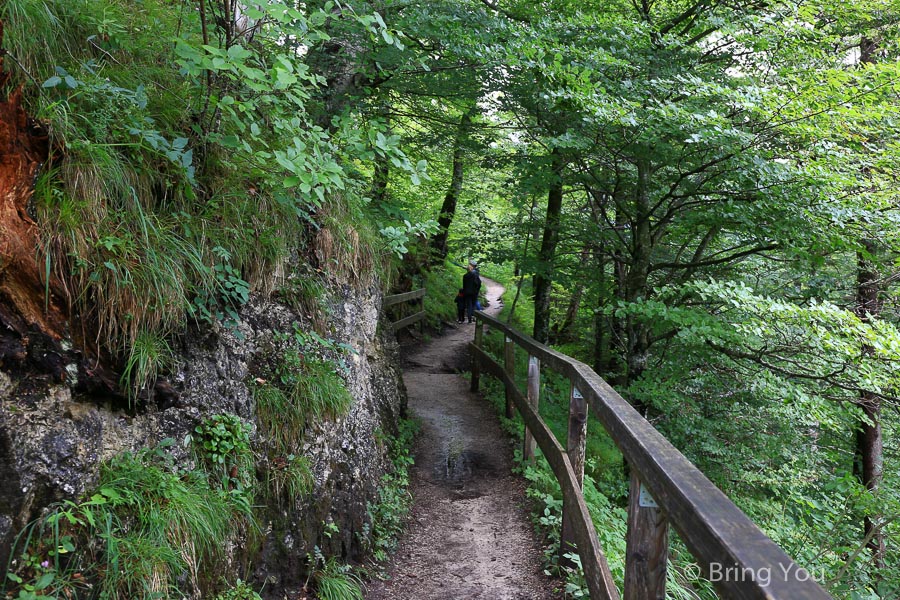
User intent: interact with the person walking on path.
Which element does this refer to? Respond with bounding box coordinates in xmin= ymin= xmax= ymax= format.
xmin=462 ymin=259 xmax=481 ymax=323
xmin=454 ymin=288 xmax=466 ymax=324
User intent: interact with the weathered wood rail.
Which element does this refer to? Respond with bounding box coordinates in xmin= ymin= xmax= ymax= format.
xmin=470 ymin=311 xmax=832 ymax=600
xmin=383 ymin=288 xmax=426 ymax=333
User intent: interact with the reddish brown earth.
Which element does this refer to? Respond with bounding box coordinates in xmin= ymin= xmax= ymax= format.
xmin=367 ymin=279 xmax=561 ymax=600
xmin=0 ymin=20 xmax=60 ymax=336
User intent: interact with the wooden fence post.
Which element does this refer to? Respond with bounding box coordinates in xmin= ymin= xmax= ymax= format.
xmin=470 ymin=318 xmax=483 ymax=392
xmin=418 ymin=295 xmax=425 ymax=335
xmin=624 ymin=471 xmax=668 ymax=600
xmin=523 ymin=355 xmax=540 ymax=462
xmin=504 ymin=336 xmax=515 ymax=419
xmin=560 ymin=383 xmax=588 ymax=566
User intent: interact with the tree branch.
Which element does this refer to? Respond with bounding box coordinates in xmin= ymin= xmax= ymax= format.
xmin=651 ymin=243 xmax=778 ymax=271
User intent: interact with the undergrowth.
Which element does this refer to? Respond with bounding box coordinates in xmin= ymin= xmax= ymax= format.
xmin=312 ymin=555 xmax=365 ymax=600
xmin=361 ymin=419 xmax=417 ymax=566
xmin=251 ymin=326 xmax=356 ymax=505
xmin=1 ymin=0 xmax=405 ymax=405
xmin=213 ymin=579 xmax=263 ymax=600
xmin=191 ymin=414 xmax=255 ymax=493
xmin=2 ymin=440 xmax=255 ymax=600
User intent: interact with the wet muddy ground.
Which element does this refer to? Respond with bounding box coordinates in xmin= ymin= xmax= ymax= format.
xmin=366 ymin=280 xmax=561 ymax=600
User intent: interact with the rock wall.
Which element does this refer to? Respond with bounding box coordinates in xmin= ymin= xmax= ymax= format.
xmin=0 ymin=281 xmax=407 ymax=595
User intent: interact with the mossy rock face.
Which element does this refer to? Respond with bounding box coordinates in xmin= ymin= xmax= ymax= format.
xmin=0 ymin=282 xmax=407 ymax=595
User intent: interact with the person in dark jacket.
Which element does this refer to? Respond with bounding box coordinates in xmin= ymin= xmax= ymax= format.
xmin=454 ymin=288 xmax=466 ymax=324
xmin=462 ymin=260 xmax=481 ymax=323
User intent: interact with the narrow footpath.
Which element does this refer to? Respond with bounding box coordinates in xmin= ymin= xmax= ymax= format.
xmin=367 ymin=279 xmax=560 ymax=600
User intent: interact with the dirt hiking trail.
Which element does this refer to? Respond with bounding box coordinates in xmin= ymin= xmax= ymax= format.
xmin=367 ymin=279 xmax=560 ymax=600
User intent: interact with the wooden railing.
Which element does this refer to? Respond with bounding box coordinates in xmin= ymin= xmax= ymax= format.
xmin=383 ymin=288 xmax=426 ymax=333
xmin=470 ymin=311 xmax=832 ymax=600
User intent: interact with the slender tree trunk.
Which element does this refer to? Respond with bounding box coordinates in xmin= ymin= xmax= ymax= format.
xmin=609 ymin=193 xmax=629 ymax=386
xmin=854 ymin=239 xmax=885 ymax=569
xmin=532 ymin=148 xmax=564 ymax=344
xmin=551 ymin=245 xmax=591 ymax=343
xmin=506 ymin=198 xmax=538 ymax=324
xmin=371 ymin=108 xmax=391 ymax=206
xmin=852 ymin=38 xmax=885 ymax=571
xmin=371 ymin=150 xmax=389 ymax=205
xmin=623 ymin=159 xmax=652 ymax=393
xmin=428 ymin=108 xmax=474 ymax=265
xmin=592 ymin=251 xmax=612 ymax=375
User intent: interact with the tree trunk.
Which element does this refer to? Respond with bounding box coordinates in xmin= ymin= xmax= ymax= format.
xmin=506 ymin=199 xmax=537 ymax=324
xmin=371 ymin=105 xmax=391 ymax=207
xmin=429 ymin=108 xmax=474 ymax=265
xmin=532 ymin=148 xmax=564 ymax=344
xmin=592 ymin=250 xmax=612 ymax=375
xmin=851 ymin=37 xmax=885 ymax=571
xmin=608 ymin=192 xmax=629 ymax=386
xmin=623 ymin=158 xmax=653 ymax=401
xmin=371 ymin=150 xmax=389 ymax=205
xmin=853 ymin=239 xmax=885 ymax=569
xmin=551 ymin=245 xmax=591 ymax=344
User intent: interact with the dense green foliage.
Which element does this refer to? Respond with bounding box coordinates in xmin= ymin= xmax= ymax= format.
xmin=389 ymin=1 xmax=900 ymax=597
xmin=1 ymin=0 xmax=419 ymax=399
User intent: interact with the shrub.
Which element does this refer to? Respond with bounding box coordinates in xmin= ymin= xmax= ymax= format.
xmin=363 ymin=419 xmax=417 ymax=563
xmin=191 ymin=414 xmax=255 ymax=492
xmin=214 ymin=579 xmax=263 ymax=600
xmin=314 ymin=558 xmax=365 ymax=600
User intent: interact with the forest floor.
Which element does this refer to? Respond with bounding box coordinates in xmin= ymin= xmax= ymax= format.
xmin=366 ymin=279 xmax=562 ymax=600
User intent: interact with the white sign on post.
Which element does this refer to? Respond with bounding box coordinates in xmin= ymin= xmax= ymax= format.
xmin=639 ymin=482 xmax=659 ymax=508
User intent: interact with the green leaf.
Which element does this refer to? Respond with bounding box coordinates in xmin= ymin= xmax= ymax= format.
xmin=34 ymin=572 xmax=54 ymax=591
xmin=227 ymin=44 xmax=252 ymax=60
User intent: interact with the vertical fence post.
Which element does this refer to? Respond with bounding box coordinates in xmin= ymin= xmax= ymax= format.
xmin=470 ymin=317 xmax=483 ymax=392
xmin=504 ymin=336 xmax=515 ymax=419
xmin=624 ymin=471 xmax=669 ymax=600
xmin=418 ymin=293 xmax=425 ymax=335
xmin=560 ymin=383 xmax=588 ymax=566
xmin=523 ymin=355 xmax=540 ymax=461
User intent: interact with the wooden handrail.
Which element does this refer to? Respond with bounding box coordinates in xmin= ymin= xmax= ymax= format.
xmin=383 ymin=288 xmax=426 ymax=332
xmin=390 ymin=310 xmax=426 ymax=332
xmin=471 ymin=343 xmax=620 ymax=599
xmin=471 ymin=311 xmax=832 ymax=600
xmin=383 ymin=288 xmax=426 ymax=306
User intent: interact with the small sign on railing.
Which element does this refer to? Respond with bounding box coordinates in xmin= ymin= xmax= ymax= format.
xmin=639 ymin=482 xmax=659 ymax=508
